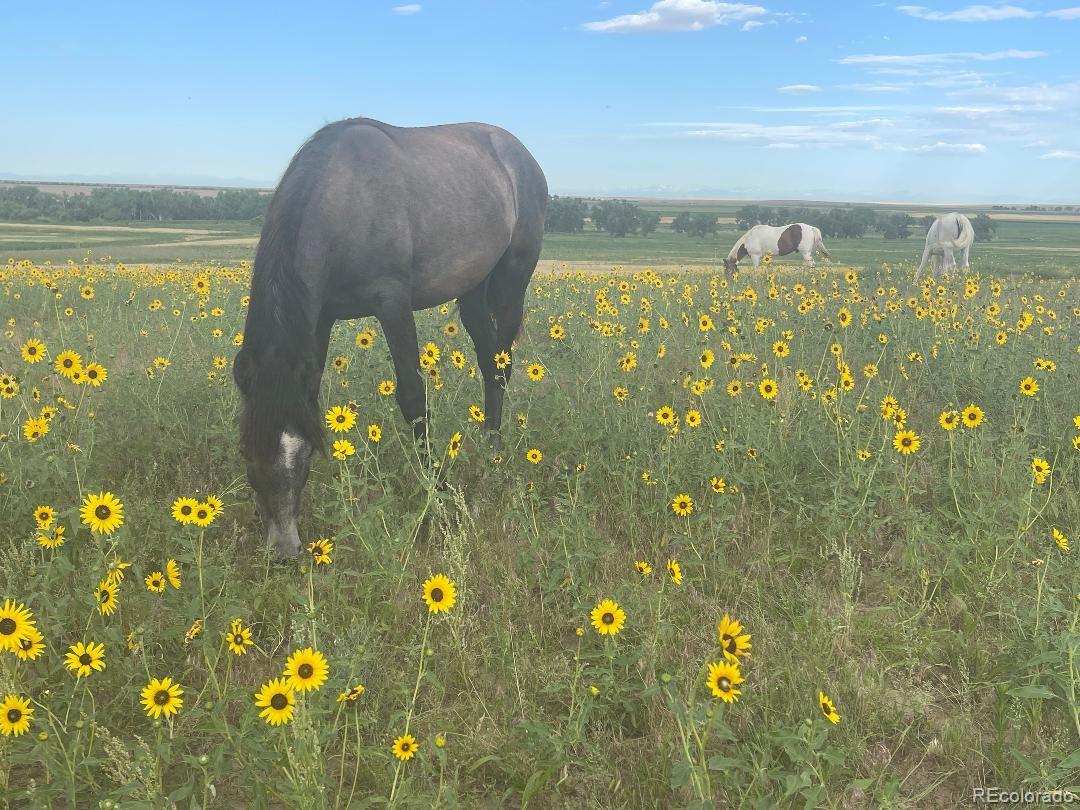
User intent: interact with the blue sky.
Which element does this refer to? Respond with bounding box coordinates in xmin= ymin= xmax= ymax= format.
xmin=2 ymin=1 xmax=1078 ymax=202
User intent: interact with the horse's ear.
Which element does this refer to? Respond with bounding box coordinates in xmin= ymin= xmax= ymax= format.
xmin=233 ymin=347 xmax=254 ymax=395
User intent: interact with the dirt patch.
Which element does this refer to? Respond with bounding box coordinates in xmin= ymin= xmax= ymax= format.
xmin=0 ymin=222 xmax=228 ymax=235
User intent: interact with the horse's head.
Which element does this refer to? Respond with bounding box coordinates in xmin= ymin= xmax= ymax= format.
xmin=234 ymin=347 xmax=318 ymax=559
xmin=723 ymin=255 xmax=739 ymax=274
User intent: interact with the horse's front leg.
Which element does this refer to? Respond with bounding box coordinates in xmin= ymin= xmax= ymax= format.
xmin=961 ymin=244 xmax=971 ymax=269
xmin=375 ymin=296 xmax=428 ymax=446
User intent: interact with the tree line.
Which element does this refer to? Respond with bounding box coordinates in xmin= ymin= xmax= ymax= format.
xmin=545 ymin=196 xmax=997 ymax=241
xmin=0 ymin=185 xmax=269 ymax=222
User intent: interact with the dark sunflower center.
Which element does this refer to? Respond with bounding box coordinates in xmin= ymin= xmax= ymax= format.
xmin=63 ymin=359 xmax=72 ymax=368
xmin=0 ymin=618 xmax=15 ymax=636
xmin=95 ymin=505 xmax=110 ymax=520
xmin=196 ymin=510 xmax=208 ymax=520
xmin=431 ymin=588 xmax=444 ymax=602
xmin=724 ymin=636 xmax=736 ymax=653
xmin=401 ymin=742 xmax=411 ymax=752
xmin=233 ymin=634 xmax=244 ymax=645
xmin=602 ymin=612 xmax=614 ymax=625
xmin=7 ymin=708 xmax=21 ymax=723
xmin=821 ymin=701 xmax=830 ymax=713
xmin=270 ymin=693 xmax=288 ymax=710
xmin=98 ymin=590 xmax=109 ymax=603
xmin=902 ymin=438 xmax=912 ymax=447
xmin=298 ymin=663 xmax=314 ymax=679
xmin=718 ymin=677 xmax=730 ymax=691
xmin=79 ymin=653 xmax=92 ymax=665
xmin=154 ymin=690 xmax=170 ymax=705
xmin=181 ymin=505 xmax=192 ymax=515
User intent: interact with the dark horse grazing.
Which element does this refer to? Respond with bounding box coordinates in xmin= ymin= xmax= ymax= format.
xmin=233 ymin=118 xmax=547 ymax=557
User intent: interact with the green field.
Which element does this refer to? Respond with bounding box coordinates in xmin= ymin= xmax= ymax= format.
xmin=4 ymin=211 xmax=1080 ymax=277
xmin=0 ymin=253 xmax=1077 ymax=806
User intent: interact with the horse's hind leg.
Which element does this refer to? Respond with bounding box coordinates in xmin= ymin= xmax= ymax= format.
xmin=458 ymin=283 xmax=501 ymax=446
xmin=374 ymin=295 xmax=427 ymax=443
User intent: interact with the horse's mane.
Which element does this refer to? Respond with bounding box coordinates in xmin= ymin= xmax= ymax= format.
xmin=235 ymin=122 xmax=350 ymax=462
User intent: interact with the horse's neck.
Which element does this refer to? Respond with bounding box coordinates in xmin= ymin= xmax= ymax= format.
xmin=727 ymin=235 xmax=746 ymax=260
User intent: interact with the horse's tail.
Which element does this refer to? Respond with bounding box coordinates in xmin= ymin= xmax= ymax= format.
xmin=956 ymin=214 xmax=975 ymax=248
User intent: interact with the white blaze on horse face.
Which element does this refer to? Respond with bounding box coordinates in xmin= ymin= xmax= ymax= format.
xmin=279 ymin=430 xmax=306 ymax=470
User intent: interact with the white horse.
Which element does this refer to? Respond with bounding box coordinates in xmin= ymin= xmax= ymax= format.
xmin=915 ymin=212 xmax=974 ymax=280
xmin=724 ymin=223 xmax=830 ymax=272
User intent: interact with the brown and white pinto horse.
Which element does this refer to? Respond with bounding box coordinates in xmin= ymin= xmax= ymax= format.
xmin=724 ymin=223 xmax=830 ymax=272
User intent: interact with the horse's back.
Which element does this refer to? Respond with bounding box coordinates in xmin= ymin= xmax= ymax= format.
xmin=271 ymin=118 xmax=546 ymax=311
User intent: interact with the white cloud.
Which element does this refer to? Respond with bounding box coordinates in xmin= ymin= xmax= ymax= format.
xmin=1040 ymin=149 xmax=1080 ymax=159
xmin=779 ymin=84 xmax=821 ymax=93
xmin=845 ymin=83 xmax=911 ymax=92
xmin=742 ymin=19 xmax=764 ymax=29
xmin=897 ymin=4 xmax=1038 ymax=22
xmin=1047 ymin=6 xmax=1080 ymax=18
xmin=795 ymin=34 xmax=808 ymax=42
xmin=840 ymin=49 xmax=1045 ymax=65
xmin=910 ymin=141 xmax=987 ymax=153
xmin=767 ymin=142 xmax=801 ymax=148
xmin=392 ymin=3 xmax=422 ymax=14
xmin=583 ymin=0 xmax=767 ymax=32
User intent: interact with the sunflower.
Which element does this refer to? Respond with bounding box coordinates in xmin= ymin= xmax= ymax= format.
xmin=189 ymin=502 xmax=215 ymax=527
xmin=355 ymin=328 xmax=376 ymax=349
xmin=666 ymin=559 xmax=683 ymax=585
xmin=392 ymin=733 xmax=418 ymax=761
xmin=367 ymin=424 xmax=382 ymax=443
xmin=422 ymin=574 xmax=457 ymax=614
xmin=590 ymin=599 xmax=625 ymax=636
xmin=1031 ymin=457 xmax=1051 ymax=483
xmin=656 ymin=406 xmax=676 ymax=426
xmin=284 ymin=647 xmax=329 ymax=692
xmin=892 ymin=430 xmax=920 ymax=455
xmin=65 ymin=640 xmax=106 ymax=678
xmin=447 ymin=431 xmax=463 ymax=459
xmin=450 ymin=350 xmax=466 ymax=369
xmin=83 ymin=362 xmax=107 ymax=387
xmin=634 ymin=560 xmax=652 ymax=576
xmin=308 ymin=538 xmax=334 ymax=565
xmin=0 ymin=599 xmax=36 ymax=653
xmin=706 ymin=661 xmax=744 ymax=703
xmin=525 ymin=448 xmax=542 ymax=464
xmin=226 ymin=619 xmax=253 ymax=655
xmin=613 ymin=386 xmax=629 ymax=402
xmin=379 ymin=379 xmax=395 ymax=396
xmin=21 ymin=339 xmax=46 ymax=364
xmin=726 ymin=380 xmax=742 ymax=397
xmin=95 ymin=579 xmax=119 ymax=616
xmin=141 ymin=677 xmax=184 ymax=720
xmin=33 ymin=505 xmax=55 ymax=529
xmin=758 ymin=379 xmax=778 ymax=400
xmin=494 ymin=351 xmax=511 ymax=369
xmin=145 ymin=571 xmax=166 ymax=593
xmin=255 ymin=678 xmax=295 ymax=725
xmin=166 ymin=559 xmax=182 ymax=589
xmin=332 ymin=439 xmax=356 ymax=460
xmin=717 ymin=614 xmax=752 ymax=662
xmin=23 ymin=416 xmax=48 ymax=442
xmin=469 ymin=405 xmax=486 ymax=423
xmin=671 ymin=494 xmax=693 ymax=517
xmin=710 ymin=476 xmax=726 ymax=494
xmin=961 ymin=404 xmax=984 ymax=429
xmin=1052 ymin=528 xmax=1070 ymax=553
xmin=36 ymin=524 xmax=65 ymax=550
xmin=818 ymin=691 xmax=841 ymax=724
xmin=0 ymin=695 xmax=33 ymax=737
xmin=1019 ymin=376 xmax=1039 ymax=397
xmin=337 ymin=684 xmax=366 ymax=703
xmin=171 ymin=496 xmax=198 ymax=525
xmin=772 ymin=340 xmax=790 ymax=358
xmin=325 ymin=405 xmax=357 ymax=433
xmin=938 ymin=411 xmax=959 ymax=431
xmin=699 ymin=348 xmax=715 ymax=369
xmin=549 ymin=323 xmax=565 ymax=340
xmin=15 ymin=626 xmax=45 ymax=662
xmin=526 ymin=363 xmax=545 ymax=381
xmin=684 ymin=410 xmax=702 ymax=428
xmin=54 ymin=349 xmax=83 ymax=378
xmin=80 ymin=491 xmax=124 ymax=535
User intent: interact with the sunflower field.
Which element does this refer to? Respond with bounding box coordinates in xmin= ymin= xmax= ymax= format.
xmin=0 ymin=256 xmax=1078 ymax=807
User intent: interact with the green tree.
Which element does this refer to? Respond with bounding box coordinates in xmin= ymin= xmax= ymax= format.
xmin=671 ymin=211 xmax=693 ymax=233
xmin=687 ymin=212 xmax=718 ymax=238
xmin=972 ymin=213 xmax=997 ymax=241
xmin=591 ymin=200 xmax=641 ymax=237
xmin=639 ymin=211 xmax=660 ymax=236
xmin=545 ymin=196 xmax=589 ymax=233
